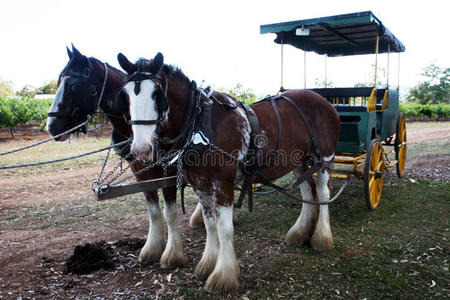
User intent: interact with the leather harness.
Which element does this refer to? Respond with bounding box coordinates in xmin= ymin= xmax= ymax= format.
xmin=126 ymin=72 xmax=327 ymax=211
xmin=235 ymin=94 xmax=326 ymax=212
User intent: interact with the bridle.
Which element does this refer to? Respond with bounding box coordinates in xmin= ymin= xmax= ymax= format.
xmin=48 ymin=60 xmax=108 ymax=126
xmin=123 ymin=65 xmax=168 ymax=126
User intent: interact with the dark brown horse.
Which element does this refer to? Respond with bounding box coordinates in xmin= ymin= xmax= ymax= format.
xmin=46 ymin=45 xmax=204 ymax=270
xmin=117 ymin=52 xmax=340 ymax=293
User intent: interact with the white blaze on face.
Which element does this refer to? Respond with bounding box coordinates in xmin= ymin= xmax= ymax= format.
xmin=46 ymin=77 xmax=67 ymax=133
xmin=125 ymin=80 xmax=159 ymax=161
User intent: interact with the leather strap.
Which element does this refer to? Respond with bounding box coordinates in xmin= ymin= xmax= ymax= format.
xmin=128 ymin=119 xmax=161 ymax=125
xmin=279 ymin=95 xmax=322 ymax=160
xmin=270 ymin=97 xmax=283 ymax=152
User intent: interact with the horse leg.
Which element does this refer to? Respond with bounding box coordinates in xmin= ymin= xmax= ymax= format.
xmin=310 ymin=170 xmax=333 ymax=251
xmin=204 ymin=183 xmax=240 ymax=294
xmin=194 ymin=191 xmax=219 ymax=280
xmin=189 ymin=202 xmax=237 ymax=228
xmin=138 ymin=190 xmax=165 ymax=264
xmin=286 ymin=168 xmax=318 ymax=246
xmin=189 ymin=202 xmax=204 ymax=228
xmin=160 ymin=186 xmax=186 ymax=269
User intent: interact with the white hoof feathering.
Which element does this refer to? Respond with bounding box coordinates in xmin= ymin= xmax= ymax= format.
xmin=160 ymin=202 xmax=186 ymax=268
xmin=286 ymin=181 xmax=318 ymax=246
xmin=311 ymin=171 xmax=333 ymax=252
xmin=139 ymin=202 xmax=165 ymax=264
xmin=194 ymin=210 xmax=219 ymax=280
xmin=189 ymin=202 xmax=204 ymax=228
xmin=205 ymin=206 xmax=240 ymax=294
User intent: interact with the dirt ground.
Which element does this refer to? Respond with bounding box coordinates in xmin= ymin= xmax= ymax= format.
xmin=0 ymin=122 xmax=448 ymax=298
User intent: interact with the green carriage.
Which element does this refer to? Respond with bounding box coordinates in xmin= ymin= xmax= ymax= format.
xmin=261 ymin=11 xmax=407 ymax=209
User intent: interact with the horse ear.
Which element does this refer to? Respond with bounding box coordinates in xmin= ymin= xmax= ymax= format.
xmin=71 ymin=44 xmax=82 ymax=57
xmin=149 ymin=52 xmax=164 ymax=74
xmin=71 ymin=44 xmax=85 ymax=64
xmin=117 ymin=53 xmax=137 ymax=74
xmin=66 ymin=46 xmax=73 ymax=59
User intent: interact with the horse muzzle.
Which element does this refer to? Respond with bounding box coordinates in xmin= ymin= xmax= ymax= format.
xmin=131 ymin=142 xmax=154 ymax=163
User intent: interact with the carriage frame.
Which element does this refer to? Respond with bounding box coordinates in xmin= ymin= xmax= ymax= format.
xmin=260 ymin=11 xmax=407 ymax=209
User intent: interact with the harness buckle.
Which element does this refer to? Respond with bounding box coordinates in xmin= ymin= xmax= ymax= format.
xmin=83 ymin=68 xmax=91 ymax=78
xmin=89 ymin=85 xmax=98 ymax=96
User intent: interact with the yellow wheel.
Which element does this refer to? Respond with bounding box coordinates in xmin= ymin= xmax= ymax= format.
xmin=395 ymin=114 xmax=407 ymax=177
xmin=364 ymin=139 xmax=384 ymax=210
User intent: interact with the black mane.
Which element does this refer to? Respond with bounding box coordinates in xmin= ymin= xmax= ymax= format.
xmin=162 ymin=64 xmax=190 ymax=86
xmin=58 ymin=56 xmax=125 ymax=84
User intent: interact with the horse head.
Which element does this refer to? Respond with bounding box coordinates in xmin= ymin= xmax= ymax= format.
xmin=47 ymin=45 xmax=110 ymax=141
xmin=117 ymin=52 xmax=169 ymax=163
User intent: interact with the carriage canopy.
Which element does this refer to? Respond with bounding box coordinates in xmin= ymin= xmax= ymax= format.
xmin=260 ymin=11 xmax=405 ymax=57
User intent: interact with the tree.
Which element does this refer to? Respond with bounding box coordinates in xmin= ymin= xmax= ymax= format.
xmin=407 ymin=63 xmax=449 ymax=104
xmin=0 ymin=78 xmax=14 ymax=98
xmin=219 ymin=83 xmax=259 ymax=104
xmin=354 ymin=64 xmax=387 ymax=88
xmin=314 ymin=77 xmax=334 ymax=88
xmin=16 ymin=85 xmax=36 ymax=98
xmin=39 ymin=80 xmax=58 ymax=94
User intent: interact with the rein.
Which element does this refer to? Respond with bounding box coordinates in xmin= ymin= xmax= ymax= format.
xmin=0 ymin=138 xmax=131 ymax=170
xmin=0 ymin=115 xmax=92 ymax=157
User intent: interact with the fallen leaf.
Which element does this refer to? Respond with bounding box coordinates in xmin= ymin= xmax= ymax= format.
xmin=430 ymin=280 xmax=436 ymax=288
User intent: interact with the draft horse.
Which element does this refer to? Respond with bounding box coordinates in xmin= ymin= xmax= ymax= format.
xmin=46 ymin=45 xmax=204 ymax=270
xmin=117 ymin=52 xmax=340 ymax=293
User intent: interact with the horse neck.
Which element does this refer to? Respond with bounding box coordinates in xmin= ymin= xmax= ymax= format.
xmin=90 ymin=60 xmax=129 ymax=138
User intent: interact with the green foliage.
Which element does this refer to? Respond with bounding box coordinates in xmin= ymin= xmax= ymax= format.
xmin=39 ymin=80 xmax=58 ymax=95
xmin=0 ymin=97 xmax=53 ymax=137
xmin=313 ymin=77 xmax=334 ymax=88
xmin=219 ymin=83 xmax=260 ymax=104
xmin=16 ymin=85 xmax=37 ymax=98
xmin=0 ymin=78 xmax=14 ymax=98
xmin=407 ymin=63 xmax=449 ymax=104
xmin=399 ymin=102 xmax=450 ymax=120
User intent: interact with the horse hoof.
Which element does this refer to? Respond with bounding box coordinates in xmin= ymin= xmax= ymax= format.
xmin=310 ymin=231 xmax=333 ymax=252
xmin=286 ymin=228 xmax=310 ymax=247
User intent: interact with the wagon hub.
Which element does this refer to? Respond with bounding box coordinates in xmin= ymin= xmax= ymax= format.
xmin=374 ymin=170 xmax=383 ymax=179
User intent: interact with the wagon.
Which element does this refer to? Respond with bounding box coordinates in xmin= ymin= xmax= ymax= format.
xmin=260 ymin=11 xmax=407 ymax=209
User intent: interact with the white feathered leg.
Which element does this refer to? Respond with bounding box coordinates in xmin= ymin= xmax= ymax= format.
xmin=311 ymin=170 xmax=333 ymax=251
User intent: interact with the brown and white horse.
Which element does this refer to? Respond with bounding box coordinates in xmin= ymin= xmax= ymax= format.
xmin=117 ymin=52 xmax=340 ymax=293
xmin=46 ymin=45 xmax=205 ymax=270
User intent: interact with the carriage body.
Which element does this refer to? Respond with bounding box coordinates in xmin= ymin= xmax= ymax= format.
xmin=310 ymin=87 xmax=399 ymax=153
xmin=261 ymin=11 xmax=407 ymax=209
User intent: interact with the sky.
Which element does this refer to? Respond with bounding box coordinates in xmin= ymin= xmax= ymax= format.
xmin=0 ymin=0 xmax=449 ymax=98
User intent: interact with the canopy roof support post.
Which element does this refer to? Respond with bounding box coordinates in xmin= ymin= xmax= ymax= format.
xmin=324 ymin=55 xmax=328 ymax=88
xmin=304 ymin=50 xmax=307 ymax=89
xmin=368 ymin=31 xmax=379 ymax=112
xmin=280 ymin=39 xmax=284 ymax=91
xmin=397 ymin=52 xmax=401 ymax=91
xmin=373 ymin=31 xmax=379 ymax=88
xmin=387 ymin=43 xmax=390 ymax=89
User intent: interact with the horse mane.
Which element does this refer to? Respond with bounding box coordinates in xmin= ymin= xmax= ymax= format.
xmin=162 ymin=64 xmax=191 ymax=86
xmin=58 ymin=56 xmax=125 ymax=84
xmin=89 ymin=57 xmax=125 ymax=76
